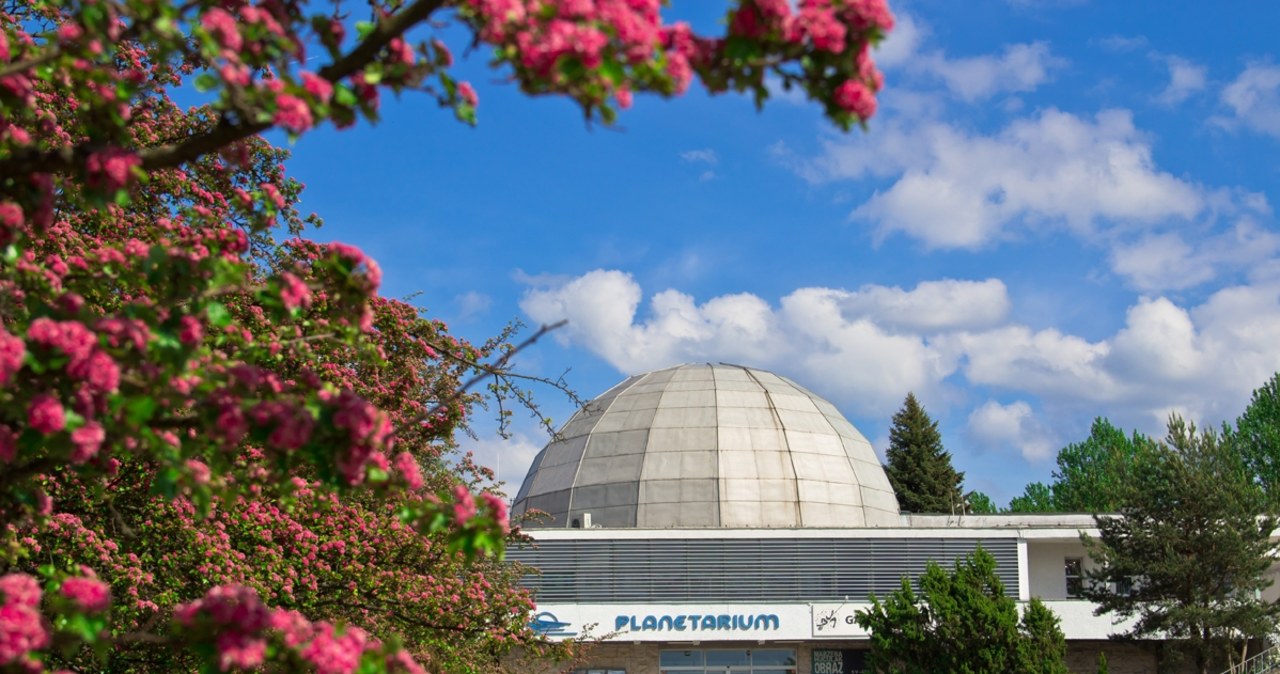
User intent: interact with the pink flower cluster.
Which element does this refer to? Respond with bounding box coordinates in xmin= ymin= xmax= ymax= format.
xmin=60 ymin=572 xmax=110 ymax=613
xmin=0 ymin=574 xmax=49 ymax=667
xmin=175 ymin=585 xmax=426 ymax=674
xmin=84 ymin=147 xmax=141 ymax=192
xmin=0 ymin=326 xmax=23 ymax=386
xmin=464 ymin=0 xmax=707 ymax=103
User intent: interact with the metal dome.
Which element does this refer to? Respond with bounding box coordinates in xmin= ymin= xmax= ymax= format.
xmin=511 ymin=363 xmax=901 ymax=528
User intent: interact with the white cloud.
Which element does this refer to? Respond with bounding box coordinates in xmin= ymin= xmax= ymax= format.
xmin=915 ymin=42 xmax=1063 ymax=102
xmin=967 ymin=400 xmax=1057 ymax=460
xmin=521 ymin=270 xmax=1280 ymax=436
xmin=464 ymin=432 xmax=545 ymax=495
xmin=1220 ymin=63 xmax=1280 ymax=138
xmin=873 ymin=11 xmax=925 ymax=69
xmin=1156 ymin=55 xmax=1207 ymax=105
xmin=838 ymin=279 xmax=1010 ymax=332
xmin=520 ymin=272 xmax=1010 ymax=415
xmin=680 ymin=149 xmax=719 ymax=165
xmin=453 ymin=291 xmax=492 ymax=321
xmin=799 ymin=108 xmax=1206 ymax=249
xmin=1108 ymin=220 xmax=1280 ymax=291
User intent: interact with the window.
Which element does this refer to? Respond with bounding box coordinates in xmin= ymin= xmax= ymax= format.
xmin=659 ymin=649 xmax=797 ymax=674
xmin=1064 ymin=557 xmax=1083 ymax=598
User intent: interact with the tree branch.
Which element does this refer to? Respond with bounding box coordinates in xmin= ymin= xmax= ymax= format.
xmin=0 ymin=0 xmax=450 ymax=180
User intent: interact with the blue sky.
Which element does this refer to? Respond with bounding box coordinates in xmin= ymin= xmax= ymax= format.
xmin=286 ymin=0 xmax=1280 ymax=506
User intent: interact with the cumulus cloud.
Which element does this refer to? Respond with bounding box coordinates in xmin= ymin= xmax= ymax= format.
xmin=915 ymin=42 xmax=1063 ymax=102
xmin=1108 ymin=219 xmax=1280 ymax=291
xmin=967 ymin=400 xmax=1057 ymax=460
xmin=797 ymin=108 xmax=1206 ymax=249
xmin=873 ymin=11 xmax=925 ymax=69
xmin=1219 ymin=63 xmax=1280 ymax=138
xmin=464 ymin=431 xmax=546 ymax=494
xmin=522 ymin=270 xmax=1280 ymax=445
xmin=521 ymin=272 xmax=1010 ymax=415
xmin=1156 ymin=55 xmax=1207 ymax=105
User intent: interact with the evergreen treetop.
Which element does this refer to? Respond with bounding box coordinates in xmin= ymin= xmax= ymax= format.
xmin=885 ymin=393 xmax=965 ymax=514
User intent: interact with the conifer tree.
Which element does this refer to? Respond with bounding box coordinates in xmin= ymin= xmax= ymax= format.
xmin=885 ymin=393 xmax=964 ymax=513
xmin=856 ymin=548 xmax=1069 ymax=674
xmin=1082 ymin=417 xmax=1280 ymax=674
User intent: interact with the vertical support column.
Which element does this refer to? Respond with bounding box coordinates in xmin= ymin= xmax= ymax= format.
xmin=1017 ymin=538 xmax=1030 ymax=601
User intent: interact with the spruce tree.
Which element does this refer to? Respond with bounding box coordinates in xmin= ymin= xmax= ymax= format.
xmin=885 ymin=393 xmax=964 ymax=513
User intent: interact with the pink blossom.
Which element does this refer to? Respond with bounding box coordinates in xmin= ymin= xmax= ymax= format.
xmin=175 ymin=585 xmax=271 ymax=632
xmin=0 ymin=603 xmax=48 ymax=664
xmin=393 ymin=452 xmax=423 ymax=490
xmin=833 ymin=78 xmax=876 ymax=119
xmin=616 ymin=86 xmax=633 ymax=110
xmin=178 ymin=315 xmax=204 ymax=346
xmin=60 ymin=576 xmax=110 ymax=613
xmin=328 ymin=242 xmax=382 ymax=291
xmin=76 ymin=350 xmax=120 ymax=393
xmin=216 ymin=631 xmax=267 ymax=670
xmin=0 ymin=327 xmax=24 ymax=386
xmin=261 ymin=183 xmax=286 ymax=208
xmin=269 ymin=609 xmax=313 ymax=647
xmin=457 ymin=81 xmax=478 ymax=107
xmin=299 ymin=624 xmax=369 ymax=674
xmin=57 ymin=23 xmax=83 ymax=43
xmin=279 ymin=272 xmax=312 ymax=310
xmin=799 ymin=4 xmax=847 ymax=53
xmin=301 ymin=72 xmax=333 ymax=103
xmin=84 ymin=147 xmax=141 ymax=192
xmin=0 ymin=574 xmax=41 ymax=608
xmin=274 ymin=94 xmax=314 ymax=133
xmin=28 ymin=394 xmax=65 ymax=434
xmin=186 ymin=459 xmax=211 ymax=485
xmin=452 ymin=485 xmax=477 ymax=525
xmin=69 ymin=422 xmax=105 ymax=463
xmin=480 ymin=492 xmax=511 ymax=533
xmin=201 ymin=8 xmax=243 ymax=51
xmin=0 ymin=574 xmax=48 ymax=665
xmin=27 ymin=318 xmax=96 ymax=368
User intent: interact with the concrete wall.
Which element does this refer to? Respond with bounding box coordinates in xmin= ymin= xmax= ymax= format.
xmin=1027 ymin=539 xmax=1092 ymax=600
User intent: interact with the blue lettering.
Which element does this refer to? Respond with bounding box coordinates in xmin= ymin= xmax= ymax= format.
xmin=642 ymin=616 xmax=658 ymax=631
xmin=615 ymin=616 xmax=628 ymax=631
xmin=717 ymin=615 xmax=730 ymax=630
xmin=700 ymin=615 xmax=716 ymax=630
xmin=756 ymin=614 xmax=780 ymax=630
xmin=674 ymin=615 xmax=687 ymax=631
xmin=688 ymin=614 xmax=701 ymax=630
xmin=658 ymin=616 xmax=674 ymax=630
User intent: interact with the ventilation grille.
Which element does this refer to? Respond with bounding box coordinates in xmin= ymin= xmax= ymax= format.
xmin=510 ymin=537 xmax=1018 ymax=603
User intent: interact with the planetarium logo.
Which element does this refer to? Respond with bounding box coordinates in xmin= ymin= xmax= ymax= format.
xmin=529 ymin=611 xmax=577 ymax=637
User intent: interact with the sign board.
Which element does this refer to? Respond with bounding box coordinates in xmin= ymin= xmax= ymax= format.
xmin=811 ymin=649 xmax=866 ymax=674
xmin=809 ymin=603 xmax=872 ymax=638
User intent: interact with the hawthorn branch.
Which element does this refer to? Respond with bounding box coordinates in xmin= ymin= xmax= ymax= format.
xmin=0 ymin=0 xmax=450 ymax=181
xmin=395 ymin=320 xmax=567 ymax=439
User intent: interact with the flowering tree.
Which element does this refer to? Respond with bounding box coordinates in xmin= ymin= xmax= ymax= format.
xmin=0 ymin=0 xmax=893 ymax=671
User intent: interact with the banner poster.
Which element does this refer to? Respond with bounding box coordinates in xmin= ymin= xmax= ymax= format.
xmin=811 ymin=649 xmax=866 ymax=674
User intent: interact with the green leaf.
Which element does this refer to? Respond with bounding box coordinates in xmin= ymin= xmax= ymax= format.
xmin=194 ymin=73 xmax=220 ymax=93
xmin=205 ymin=302 xmax=232 ymax=329
xmin=125 ymin=396 xmax=158 ymax=425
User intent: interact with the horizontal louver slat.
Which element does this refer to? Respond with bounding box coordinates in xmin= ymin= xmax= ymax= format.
xmin=509 ymin=537 xmax=1017 ymax=603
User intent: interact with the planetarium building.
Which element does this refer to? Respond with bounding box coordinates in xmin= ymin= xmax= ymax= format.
xmin=508 ymin=363 xmax=1166 ymax=674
